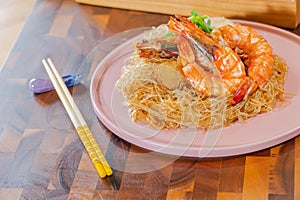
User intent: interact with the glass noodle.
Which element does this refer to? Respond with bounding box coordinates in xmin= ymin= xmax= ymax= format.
xmin=116 ymin=25 xmax=288 ymax=129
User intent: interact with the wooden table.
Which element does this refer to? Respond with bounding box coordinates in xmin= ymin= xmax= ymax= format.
xmin=0 ymin=0 xmax=299 ymax=199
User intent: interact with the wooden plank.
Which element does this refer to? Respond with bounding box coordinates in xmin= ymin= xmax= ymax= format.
xmin=219 ymin=157 xmax=245 ymax=193
xmin=217 ymin=192 xmax=242 ymax=200
xmin=0 ymin=188 xmax=23 ymax=200
xmin=48 ymin=15 xmax=74 ymax=37
xmin=75 ymin=0 xmax=299 ymax=28
xmin=0 ymin=0 xmax=35 ymax=69
xmin=294 ymin=136 xmax=300 ymax=200
xmin=193 ymin=160 xmax=222 ymax=199
xmin=269 ymin=141 xmax=295 ymax=199
xmin=166 ymin=179 xmax=194 ymax=200
xmin=243 ymin=156 xmax=270 ymax=200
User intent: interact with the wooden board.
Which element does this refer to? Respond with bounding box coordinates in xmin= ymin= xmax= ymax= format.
xmin=0 ymin=0 xmax=299 ymax=199
xmin=75 ymin=0 xmax=300 ymax=28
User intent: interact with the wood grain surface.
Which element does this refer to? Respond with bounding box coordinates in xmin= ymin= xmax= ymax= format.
xmin=0 ymin=0 xmax=299 ymax=199
xmin=76 ymin=0 xmax=300 ymax=28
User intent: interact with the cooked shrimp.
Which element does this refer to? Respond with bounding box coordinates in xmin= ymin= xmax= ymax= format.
xmin=211 ymin=22 xmax=274 ymax=87
xmin=136 ymin=37 xmax=178 ymax=59
xmin=168 ymin=15 xmax=256 ymax=104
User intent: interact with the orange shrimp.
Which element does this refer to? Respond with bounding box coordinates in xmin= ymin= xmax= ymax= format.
xmin=168 ymin=15 xmax=256 ymax=104
xmin=211 ymin=23 xmax=274 ymax=87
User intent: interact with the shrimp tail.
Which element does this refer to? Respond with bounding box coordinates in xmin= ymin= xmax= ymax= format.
xmin=232 ymin=78 xmax=258 ymax=104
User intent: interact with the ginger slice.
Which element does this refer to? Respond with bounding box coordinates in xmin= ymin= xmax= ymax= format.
xmin=154 ymin=61 xmax=184 ymax=90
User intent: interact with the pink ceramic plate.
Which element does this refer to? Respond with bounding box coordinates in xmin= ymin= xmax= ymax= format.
xmin=90 ymin=21 xmax=300 ymax=157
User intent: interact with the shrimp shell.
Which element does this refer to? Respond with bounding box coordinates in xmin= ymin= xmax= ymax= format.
xmin=211 ymin=24 xmax=274 ymax=87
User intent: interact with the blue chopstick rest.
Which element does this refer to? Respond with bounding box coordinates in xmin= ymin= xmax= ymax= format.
xmin=29 ymin=74 xmax=82 ymax=93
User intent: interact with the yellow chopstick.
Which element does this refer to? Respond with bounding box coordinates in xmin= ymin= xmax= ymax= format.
xmin=42 ymin=58 xmax=113 ymax=178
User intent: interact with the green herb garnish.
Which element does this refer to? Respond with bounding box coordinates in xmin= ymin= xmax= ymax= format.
xmin=188 ymin=9 xmax=213 ymax=33
xmin=164 ymin=31 xmax=174 ymax=37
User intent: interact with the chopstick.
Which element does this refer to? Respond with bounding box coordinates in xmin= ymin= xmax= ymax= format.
xmin=42 ymin=58 xmax=113 ymax=178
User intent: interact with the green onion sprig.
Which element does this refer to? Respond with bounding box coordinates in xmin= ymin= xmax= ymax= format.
xmin=188 ymin=9 xmax=213 ymax=33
